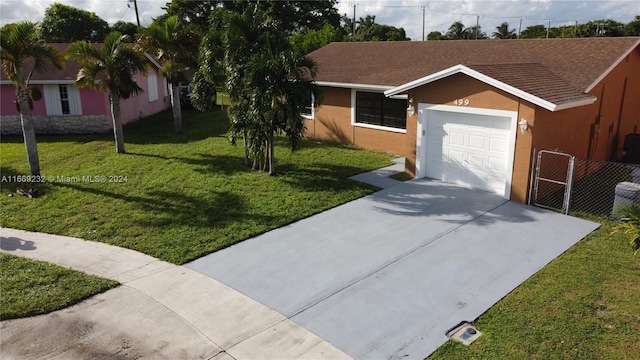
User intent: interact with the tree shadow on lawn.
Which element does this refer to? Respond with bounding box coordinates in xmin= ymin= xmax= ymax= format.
xmin=54 ymin=182 xmax=250 ymax=229
xmin=52 ymin=182 xmax=283 ymax=262
xmin=126 ymin=152 xmax=248 ymax=176
xmin=124 ymin=109 xmax=230 ymax=145
xmin=276 ymin=162 xmax=381 ymax=193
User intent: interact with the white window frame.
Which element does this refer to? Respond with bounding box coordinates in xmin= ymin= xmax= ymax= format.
xmin=350 ymin=89 xmax=407 ymax=134
xmin=302 ymin=93 xmax=315 ymax=119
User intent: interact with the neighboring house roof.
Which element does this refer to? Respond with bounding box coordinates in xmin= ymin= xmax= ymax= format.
xmin=0 ymin=43 xmax=161 ymax=85
xmin=308 ymin=37 xmax=640 ymax=111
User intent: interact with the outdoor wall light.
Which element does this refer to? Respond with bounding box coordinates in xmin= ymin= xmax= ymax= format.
xmin=519 ymin=118 xmax=529 ymax=133
xmin=407 ymin=97 xmax=416 ymax=116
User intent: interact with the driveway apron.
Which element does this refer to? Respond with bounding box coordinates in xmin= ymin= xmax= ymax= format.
xmin=186 ymin=178 xmax=599 ymax=359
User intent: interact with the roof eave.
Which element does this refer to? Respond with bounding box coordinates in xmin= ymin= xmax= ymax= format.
xmin=315 ymin=81 xmax=393 ymax=91
xmin=585 ymin=38 xmax=640 ymax=93
xmin=384 ymin=64 xmax=593 ymax=112
xmin=553 ymin=97 xmax=597 ymax=111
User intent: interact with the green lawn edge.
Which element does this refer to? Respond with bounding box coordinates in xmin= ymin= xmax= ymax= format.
xmin=0 ymin=253 xmax=119 ymax=320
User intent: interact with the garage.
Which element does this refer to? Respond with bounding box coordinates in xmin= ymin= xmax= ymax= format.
xmin=416 ymin=104 xmax=517 ymax=198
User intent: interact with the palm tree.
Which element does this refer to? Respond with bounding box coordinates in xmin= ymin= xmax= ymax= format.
xmin=246 ymin=49 xmax=320 ymax=175
xmin=138 ymin=16 xmax=200 ymax=134
xmin=492 ymin=22 xmax=516 ymax=39
xmin=446 ymin=21 xmax=468 ymax=40
xmin=66 ymin=31 xmax=147 ymax=154
xmin=220 ymin=4 xmax=320 ymax=175
xmin=1 ymin=21 xmax=64 ymax=176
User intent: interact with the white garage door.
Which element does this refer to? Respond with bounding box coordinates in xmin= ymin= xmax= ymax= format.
xmin=420 ymin=106 xmax=516 ymax=198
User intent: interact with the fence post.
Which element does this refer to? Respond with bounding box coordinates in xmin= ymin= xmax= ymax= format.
xmin=528 ymin=148 xmax=537 ymax=206
xmin=565 ymin=156 xmax=576 ymax=215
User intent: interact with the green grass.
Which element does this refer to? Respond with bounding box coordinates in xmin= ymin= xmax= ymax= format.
xmin=0 ymin=109 xmax=393 ymax=264
xmin=0 ymin=253 xmax=118 ymax=320
xmin=429 ymin=218 xmax=640 ymax=360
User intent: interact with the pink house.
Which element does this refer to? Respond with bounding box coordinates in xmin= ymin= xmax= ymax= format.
xmin=0 ymin=44 xmax=171 ymax=135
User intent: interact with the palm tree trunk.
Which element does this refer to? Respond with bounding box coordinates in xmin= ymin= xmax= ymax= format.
xmin=17 ymin=88 xmax=40 ymax=176
xmin=109 ymin=93 xmax=126 ymax=154
xmin=169 ymin=82 xmax=182 ymax=133
xmin=268 ymin=129 xmax=276 ymax=176
xmin=242 ymin=129 xmax=250 ymax=167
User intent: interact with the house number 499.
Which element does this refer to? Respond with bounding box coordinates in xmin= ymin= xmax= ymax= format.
xmin=454 ymin=99 xmax=470 ymax=106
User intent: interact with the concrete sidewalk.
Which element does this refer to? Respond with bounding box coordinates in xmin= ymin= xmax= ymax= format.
xmin=0 ymin=228 xmax=350 ymax=360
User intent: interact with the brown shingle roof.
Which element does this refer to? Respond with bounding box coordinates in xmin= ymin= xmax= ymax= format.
xmin=308 ymin=37 xmax=640 ymax=99
xmin=1 ymin=43 xmax=159 ymax=83
xmin=467 ymin=63 xmax=595 ymax=107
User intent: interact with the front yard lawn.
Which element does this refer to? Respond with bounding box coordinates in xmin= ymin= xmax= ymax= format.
xmin=430 ymin=218 xmax=640 ymax=359
xmin=0 ymin=253 xmax=118 ymax=320
xmin=0 ymin=109 xmax=393 ymax=264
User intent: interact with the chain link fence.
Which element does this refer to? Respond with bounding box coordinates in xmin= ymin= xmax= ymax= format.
xmin=570 ymin=159 xmax=640 ymax=217
xmin=530 ymin=149 xmax=640 ymax=218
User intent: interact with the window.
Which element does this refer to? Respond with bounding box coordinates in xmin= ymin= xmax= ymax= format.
xmin=302 ymin=92 xmax=315 ymax=119
xmin=43 ymin=84 xmax=82 ymax=116
xmin=147 ymin=74 xmax=158 ymax=102
xmin=354 ymin=91 xmax=406 ymax=130
xmin=59 ymin=85 xmax=70 ymax=114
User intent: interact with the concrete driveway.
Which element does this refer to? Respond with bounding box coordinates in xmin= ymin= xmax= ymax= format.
xmin=187 ymin=178 xmax=599 ymax=359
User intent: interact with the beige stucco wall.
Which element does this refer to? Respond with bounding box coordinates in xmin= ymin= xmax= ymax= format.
xmin=305 ymin=87 xmax=409 ymax=156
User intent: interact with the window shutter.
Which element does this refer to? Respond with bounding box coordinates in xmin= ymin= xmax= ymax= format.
xmin=147 ymin=75 xmax=158 ymax=102
xmin=44 ymin=84 xmax=62 ymax=115
xmin=68 ymin=85 xmax=83 ymax=115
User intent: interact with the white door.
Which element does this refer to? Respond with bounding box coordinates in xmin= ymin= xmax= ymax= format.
xmin=417 ymin=105 xmax=517 ymax=198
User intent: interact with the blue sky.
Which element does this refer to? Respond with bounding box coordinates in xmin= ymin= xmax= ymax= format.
xmin=1 ymin=0 xmax=638 ymax=40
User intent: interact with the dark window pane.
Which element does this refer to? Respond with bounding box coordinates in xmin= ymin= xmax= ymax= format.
xmin=355 ymin=91 xmax=406 ymax=129
xmin=59 ymin=85 xmax=70 ymax=115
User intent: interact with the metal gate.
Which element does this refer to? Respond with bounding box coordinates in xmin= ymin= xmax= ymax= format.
xmin=528 ymin=150 xmax=575 ymax=214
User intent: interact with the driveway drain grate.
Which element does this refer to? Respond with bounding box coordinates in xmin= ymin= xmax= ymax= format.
xmin=446 ymin=322 xmax=482 ymax=346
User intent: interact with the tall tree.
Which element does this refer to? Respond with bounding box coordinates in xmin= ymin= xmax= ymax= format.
xmin=427 ymin=31 xmax=447 ymax=40
xmin=520 ymin=24 xmax=548 ymax=38
xmin=625 ymin=16 xmax=640 ymax=36
xmin=226 ymin=0 xmax=340 ymax=34
xmin=66 ymin=31 xmax=147 ymax=154
xmin=40 ymin=3 xmax=109 ymax=43
xmin=111 ymin=21 xmax=138 ymax=41
xmin=446 ymin=21 xmax=468 ymax=39
xmin=162 ymin=0 xmax=218 ymax=32
xmin=138 ymin=16 xmax=200 ymax=133
xmin=347 ymin=15 xmax=410 ymax=41
xmin=465 ymin=25 xmax=487 ymax=39
xmin=290 ymin=24 xmax=346 ymax=55
xmin=492 ymin=22 xmax=516 ymax=39
xmin=211 ymin=5 xmax=320 ymax=174
xmin=1 ymin=21 xmax=64 ymax=176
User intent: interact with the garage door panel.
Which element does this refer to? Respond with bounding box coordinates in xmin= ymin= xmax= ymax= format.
xmin=447 ymin=132 xmax=465 ymax=146
xmin=423 ymin=109 xmax=514 ymax=197
xmin=467 ymin=153 xmax=484 ymax=167
xmin=489 ymin=138 xmax=508 ymax=153
xmin=468 ymin=135 xmax=486 ymax=150
xmin=446 ymin=149 xmax=464 ymax=164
